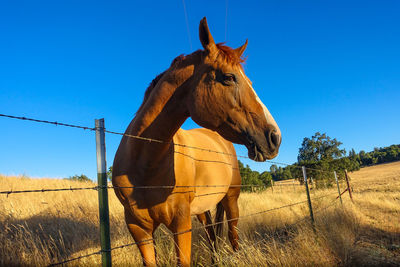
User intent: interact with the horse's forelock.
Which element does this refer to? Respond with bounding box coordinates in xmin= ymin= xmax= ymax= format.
xmin=216 ymin=43 xmax=246 ymax=66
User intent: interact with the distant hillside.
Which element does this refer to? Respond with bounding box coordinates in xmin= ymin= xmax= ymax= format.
xmin=239 ymin=144 xmax=400 ymax=190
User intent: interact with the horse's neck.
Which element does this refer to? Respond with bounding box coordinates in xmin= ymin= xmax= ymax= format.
xmin=125 ymin=67 xmax=193 ymax=166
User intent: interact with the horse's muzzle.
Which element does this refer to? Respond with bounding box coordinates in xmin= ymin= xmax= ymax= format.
xmin=245 ymin=129 xmax=281 ymax=162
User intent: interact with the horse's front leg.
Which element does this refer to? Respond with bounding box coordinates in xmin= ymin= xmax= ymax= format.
xmin=169 ymin=203 xmax=192 ymax=267
xmin=221 ymin=189 xmax=240 ymax=251
xmin=124 ymin=208 xmax=157 ymax=266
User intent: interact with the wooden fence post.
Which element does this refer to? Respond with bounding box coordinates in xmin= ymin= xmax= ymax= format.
xmin=302 ymin=166 xmax=315 ymax=230
xmin=334 ymin=171 xmax=343 ymax=205
xmin=344 ymin=169 xmax=354 ymax=202
xmin=95 ymin=119 xmax=112 ymax=267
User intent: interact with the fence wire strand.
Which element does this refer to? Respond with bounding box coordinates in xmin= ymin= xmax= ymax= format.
xmin=1 ymin=113 xmax=348 ymax=266
xmin=49 ymin=198 xmax=312 ymax=266
xmin=0 ymin=113 xmax=296 ymax=168
xmin=0 ymin=183 xmax=342 ymax=196
xmin=0 ymin=186 xmax=99 ymax=196
xmin=55 ymin=194 xmax=338 ymax=267
xmin=0 ymin=113 xmax=340 ymax=175
xmin=0 ymin=184 xmax=272 ymax=196
xmin=210 ymin=195 xmax=341 ymax=266
xmin=48 ymin=250 xmax=101 ymax=267
xmin=0 ymin=114 xmax=95 ymax=131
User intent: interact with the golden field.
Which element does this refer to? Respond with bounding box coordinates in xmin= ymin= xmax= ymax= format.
xmin=1 ymin=162 xmax=399 ymax=266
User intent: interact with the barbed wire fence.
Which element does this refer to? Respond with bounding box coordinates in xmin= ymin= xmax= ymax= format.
xmin=0 ymin=113 xmax=354 ymax=266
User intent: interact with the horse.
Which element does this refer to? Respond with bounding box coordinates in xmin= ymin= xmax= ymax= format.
xmin=112 ymin=17 xmax=281 ymax=266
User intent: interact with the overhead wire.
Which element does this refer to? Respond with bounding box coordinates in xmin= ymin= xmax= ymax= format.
xmin=181 ymin=0 xmax=193 ymax=51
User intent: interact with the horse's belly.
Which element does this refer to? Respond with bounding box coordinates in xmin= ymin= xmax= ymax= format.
xmin=189 ymin=164 xmax=232 ymax=215
xmin=190 ymin=190 xmax=226 ymax=215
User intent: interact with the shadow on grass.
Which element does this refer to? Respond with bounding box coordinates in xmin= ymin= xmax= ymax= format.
xmin=230 ymin=207 xmax=400 ymax=267
xmin=312 ymin=207 xmax=400 ymax=266
xmin=1 ymin=212 xmax=99 ymax=265
xmin=350 ymin=224 xmax=400 ymax=267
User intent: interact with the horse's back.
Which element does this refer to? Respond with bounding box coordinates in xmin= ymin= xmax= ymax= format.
xmin=174 ymin=128 xmax=241 ymax=214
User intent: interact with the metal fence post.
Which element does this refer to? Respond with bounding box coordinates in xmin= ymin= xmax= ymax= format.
xmin=344 ymin=169 xmax=354 ymax=202
xmin=302 ymin=166 xmax=315 ymax=230
xmin=95 ymin=119 xmax=112 ymax=267
xmin=334 ymin=171 xmax=343 ymax=205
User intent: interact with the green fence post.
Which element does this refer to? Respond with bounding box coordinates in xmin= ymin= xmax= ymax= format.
xmin=302 ymin=166 xmax=315 ymax=230
xmin=95 ymin=119 xmax=112 ymax=267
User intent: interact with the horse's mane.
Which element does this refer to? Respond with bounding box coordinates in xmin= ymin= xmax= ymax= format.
xmin=135 ymin=67 xmax=174 ymax=117
xmin=135 ymin=45 xmax=244 ymax=116
xmin=135 ymin=52 xmax=195 ymax=116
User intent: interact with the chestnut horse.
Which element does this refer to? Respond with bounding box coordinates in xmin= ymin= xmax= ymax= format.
xmin=112 ymin=17 xmax=281 ymax=266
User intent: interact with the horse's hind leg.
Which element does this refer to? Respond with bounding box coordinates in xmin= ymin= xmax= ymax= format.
xmin=197 ymin=211 xmax=218 ymax=264
xmin=197 ymin=211 xmax=217 ymax=251
xmin=221 ymin=189 xmax=240 ymax=251
xmin=124 ymin=208 xmax=157 ymax=266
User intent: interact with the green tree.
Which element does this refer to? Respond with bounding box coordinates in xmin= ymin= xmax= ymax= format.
xmin=269 ymin=164 xmax=278 ymax=174
xmin=297 ymin=132 xmax=347 ymax=187
xmin=66 ymin=174 xmax=92 ymax=182
xmin=238 ymin=160 xmax=272 ymax=191
xmin=282 ymin=168 xmax=293 ymax=179
xmin=107 ymin=166 xmax=113 ymax=181
xmin=259 ymin=171 xmax=273 ymax=186
xmin=298 ymin=132 xmax=346 ymax=163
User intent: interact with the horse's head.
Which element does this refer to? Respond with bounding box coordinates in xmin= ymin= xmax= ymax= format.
xmin=186 ymin=17 xmax=281 ymax=161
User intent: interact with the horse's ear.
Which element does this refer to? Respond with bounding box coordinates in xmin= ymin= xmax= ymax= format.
xmin=199 ymin=17 xmax=216 ymax=53
xmin=235 ymin=39 xmax=248 ymax=57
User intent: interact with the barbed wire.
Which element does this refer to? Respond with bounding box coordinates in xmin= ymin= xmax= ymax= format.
xmin=0 ymin=181 xmax=344 ymax=196
xmin=0 ymin=113 xmax=293 ymax=167
xmin=313 ymin=198 xmax=339 ymax=215
xmin=0 ymin=186 xmax=98 ymax=196
xmin=0 ymin=181 xmax=344 ymax=197
xmin=210 ymin=195 xmax=342 ymax=266
xmin=48 ymin=250 xmax=101 ymax=266
xmin=310 ymin=191 xmax=339 ymax=201
xmin=107 ymin=199 xmax=311 ymax=253
xmin=49 ymin=198 xmax=312 ymax=266
xmin=1 ymin=114 xmax=353 ymax=266
xmin=273 ymin=183 xmax=303 ymax=187
xmin=0 ymin=114 xmax=95 ymax=131
xmin=0 ymin=184 xmax=273 ymax=196
xmin=0 ymin=113 xmax=342 ymax=175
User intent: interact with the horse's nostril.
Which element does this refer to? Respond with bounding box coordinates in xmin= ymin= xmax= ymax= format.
xmin=270 ymin=130 xmax=280 ymax=149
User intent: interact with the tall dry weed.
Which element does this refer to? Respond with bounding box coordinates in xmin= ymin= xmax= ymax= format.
xmin=1 ymin=162 xmax=399 ymax=266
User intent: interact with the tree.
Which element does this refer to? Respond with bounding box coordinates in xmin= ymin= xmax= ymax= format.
xmin=107 ymin=166 xmax=113 ymax=181
xmin=66 ymin=174 xmax=92 ymax=182
xmin=259 ymin=171 xmax=273 ymax=186
xmin=269 ymin=164 xmax=278 ymax=174
xmin=297 ymin=132 xmax=347 ymax=186
xmin=349 ymin=148 xmax=357 ymax=158
xmin=298 ymin=132 xmax=346 ymax=163
xmin=238 ymin=160 xmax=273 ymax=191
xmin=282 ymin=168 xmax=293 ymax=179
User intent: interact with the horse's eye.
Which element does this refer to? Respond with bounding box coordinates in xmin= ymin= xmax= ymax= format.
xmin=223 ymin=74 xmax=236 ymax=84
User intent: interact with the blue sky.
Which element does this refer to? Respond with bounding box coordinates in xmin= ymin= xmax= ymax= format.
xmin=1 ymin=1 xmax=399 ymax=179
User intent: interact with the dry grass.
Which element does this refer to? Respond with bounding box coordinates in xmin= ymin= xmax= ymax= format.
xmin=1 ymin=162 xmax=399 ymax=266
